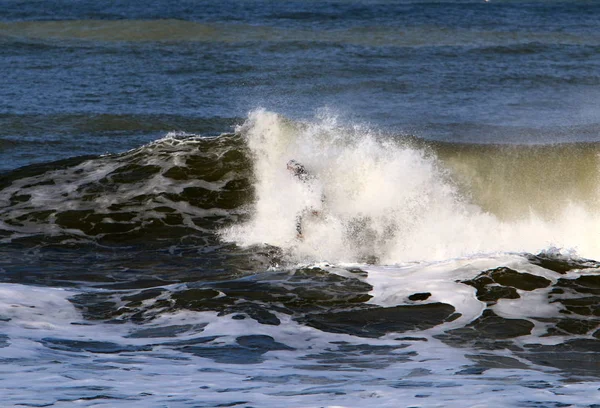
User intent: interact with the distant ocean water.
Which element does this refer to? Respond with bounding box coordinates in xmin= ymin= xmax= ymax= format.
xmin=1 ymin=1 xmax=600 ymax=407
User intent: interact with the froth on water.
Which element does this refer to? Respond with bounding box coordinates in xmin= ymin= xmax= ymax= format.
xmin=223 ymin=109 xmax=600 ymax=263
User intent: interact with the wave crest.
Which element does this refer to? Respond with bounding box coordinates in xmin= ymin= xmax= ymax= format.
xmin=223 ymin=109 xmax=600 ymax=263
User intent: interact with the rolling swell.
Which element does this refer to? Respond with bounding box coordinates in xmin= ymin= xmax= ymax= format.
xmin=1 ymin=110 xmax=599 ymax=265
xmin=2 ymin=19 xmax=600 ymax=47
xmin=0 ymin=113 xmax=240 ymax=137
xmin=0 ymin=133 xmax=253 ymax=248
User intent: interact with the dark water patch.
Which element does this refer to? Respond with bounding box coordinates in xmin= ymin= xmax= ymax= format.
xmin=103 ymin=164 xmax=162 ymax=184
xmin=121 ymin=288 xmax=167 ymax=303
xmin=300 ymin=342 xmax=415 ymax=370
xmin=0 ymin=138 xmax=22 ymax=149
xmin=333 ymin=342 xmax=410 ymax=354
xmin=461 ymin=310 xmax=534 ymax=339
xmin=171 ymin=289 xmax=222 ymax=307
xmin=61 ymin=265 xmax=374 ymax=328
xmin=546 ymin=273 xmax=600 ymax=329
xmin=68 ymin=293 xmax=121 ymax=321
xmin=269 ymin=388 xmax=347 ymax=397
xmin=408 ymin=292 xmax=431 ymax=301
xmin=70 ymin=285 xmax=180 ymax=324
xmin=126 ymin=323 xmax=206 ymax=339
xmin=160 ymin=335 xmax=219 ymax=347
xmin=246 ymin=374 xmax=339 ymax=385
xmin=537 ymin=315 xmax=600 ymax=337
xmin=407 ymin=368 xmax=432 ymax=378
xmin=527 ymin=252 xmax=600 ymax=274
xmin=40 ymin=338 xmax=152 ymax=353
xmin=268 ymin=10 xmax=343 ymax=22
xmin=466 ymin=354 xmax=530 ymax=370
xmin=517 ymin=402 xmax=574 ymax=408
xmin=520 ymin=339 xmax=600 ymax=377
xmin=213 ymin=402 xmax=250 ymax=408
xmin=172 ymin=288 xmax=221 ymax=303
xmin=396 ymin=337 xmax=428 ymax=342
xmin=237 ymin=334 xmax=292 ymax=350
xmin=178 ymin=335 xmax=293 ymax=364
xmin=57 ymin=395 xmax=125 ymax=403
xmin=462 ymin=272 xmax=519 ymax=304
xmin=0 ymin=155 xmax=95 ymax=190
xmin=229 ymin=305 xmax=281 ymax=326
xmin=303 ymin=303 xmax=456 ymax=338
xmin=462 ymin=266 xmax=552 ymax=305
xmin=0 ymin=113 xmax=238 ymax=137
xmin=389 ymin=380 xmax=460 ymax=389
xmin=0 ymin=334 xmax=9 ymax=348
xmin=436 ymin=310 xmax=534 ymax=348
xmin=489 ymin=268 xmax=551 ymax=291
xmin=558 ymin=296 xmax=600 ymax=317
xmin=521 ymin=380 xmax=554 ymax=389
xmin=455 ymin=366 xmax=487 ymax=375
xmin=556 ymin=275 xmax=600 ymax=296
xmin=165 ymin=267 xmax=372 ymax=325
xmin=474 ymin=42 xmax=553 ymax=56
xmin=169 ymin=284 xmax=273 ymax=324
xmin=557 ymin=318 xmax=599 ymax=335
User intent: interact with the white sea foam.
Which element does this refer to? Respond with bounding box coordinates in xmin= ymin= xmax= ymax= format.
xmin=223 ymin=109 xmax=600 ymax=263
xmin=1 ymin=279 xmax=599 ymax=407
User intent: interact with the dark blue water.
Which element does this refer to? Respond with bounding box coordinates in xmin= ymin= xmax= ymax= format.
xmin=2 ymin=0 xmax=600 ymax=170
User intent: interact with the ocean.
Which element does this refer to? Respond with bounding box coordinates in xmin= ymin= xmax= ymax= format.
xmin=1 ymin=1 xmax=600 ymax=407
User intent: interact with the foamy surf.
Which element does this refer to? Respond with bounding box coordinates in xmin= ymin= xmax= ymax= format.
xmin=223 ymin=109 xmax=600 ymax=263
xmin=1 ymin=253 xmax=600 ymax=407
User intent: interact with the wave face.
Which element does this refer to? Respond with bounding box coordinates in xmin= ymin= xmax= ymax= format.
xmin=1 ymin=109 xmax=599 ymax=263
xmin=2 ymin=111 xmax=600 ymax=407
xmin=225 ymin=110 xmax=600 ymax=263
xmin=0 ymin=132 xmax=252 ymax=248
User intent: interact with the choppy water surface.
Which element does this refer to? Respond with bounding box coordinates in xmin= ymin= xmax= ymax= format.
xmin=1 ymin=1 xmax=600 ymax=407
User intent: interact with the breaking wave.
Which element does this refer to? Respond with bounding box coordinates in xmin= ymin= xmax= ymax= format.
xmin=0 ymin=109 xmax=598 ymax=264
xmin=224 ymin=109 xmax=600 ymax=263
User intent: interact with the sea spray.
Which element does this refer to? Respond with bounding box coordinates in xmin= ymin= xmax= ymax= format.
xmin=223 ymin=109 xmax=600 ymax=262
